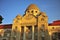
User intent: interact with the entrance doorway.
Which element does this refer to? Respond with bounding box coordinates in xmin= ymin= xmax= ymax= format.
xmin=26 ymin=26 xmax=32 ymax=40
xmin=52 ymin=32 xmax=60 ymax=40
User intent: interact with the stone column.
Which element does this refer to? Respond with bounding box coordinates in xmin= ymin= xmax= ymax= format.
xmin=20 ymin=26 xmax=21 ymax=40
xmin=38 ymin=26 xmax=39 ymax=40
xmin=32 ymin=25 xmax=34 ymax=40
xmin=38 ymin=26 xmax=41 ymax=40
xmin=23 ymin=26 xmax=26 ymax=40
xmin=50 ymin=35 xmax=52 ymax=40
xmin=49 ymin=32 xmax=52 ymax=40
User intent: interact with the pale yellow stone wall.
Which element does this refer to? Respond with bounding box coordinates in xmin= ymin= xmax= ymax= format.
xmin=0 ymin=29 xmax=4 ymax=36
xmin=48 ymin=26 xmax=60 ymax=36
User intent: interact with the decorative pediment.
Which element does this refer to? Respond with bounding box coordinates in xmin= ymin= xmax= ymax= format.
xmin=16 ymin=14 xmax=22 ymax=20
xmin=20 ymin=13 xmax=37 ymax=25
xmin=38 ymin=12 xmax=48 ymax=23
xmin=13 ymin=14 xmax=22 ymax=24
xmin=23 ymin=13 xmax=34 ymax=20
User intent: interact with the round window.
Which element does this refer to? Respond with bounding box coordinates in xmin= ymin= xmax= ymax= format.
xmin=27 ymin=11 xmax=30 ymax=13
xmin=35 ymin=11 xmax=37 ymax=13
xmin=31 ymin=10 xmax=33 ymax=13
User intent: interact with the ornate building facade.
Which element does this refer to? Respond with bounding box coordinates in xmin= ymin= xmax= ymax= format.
xmin=11 ymin=4 xmax=50 ymax=40
xmin=0 ymin=4 xmax=60 ymax=40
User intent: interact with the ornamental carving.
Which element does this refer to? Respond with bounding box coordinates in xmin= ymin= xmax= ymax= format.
xmin=24 ymin=14 xmax=33 ymax=20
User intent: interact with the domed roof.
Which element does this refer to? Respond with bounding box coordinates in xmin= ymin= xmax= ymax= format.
xmin=26 ymin=4 xmax=40 ymax=10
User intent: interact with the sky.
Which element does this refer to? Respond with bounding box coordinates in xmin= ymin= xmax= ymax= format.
xmin=0 ymin=0 xmax=60 ymax=24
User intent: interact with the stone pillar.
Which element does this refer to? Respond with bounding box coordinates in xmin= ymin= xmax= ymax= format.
xmin=20 ymin=26 xmax=21 ymax=40
xmin=38 ymin=26 xmax=39 ymax=40
xmin=32 ymin=25 xmax=34 ymax=40
xmin=49 ymin=32 xmax=52 ymax=40
xmin=23 ymin=26 xmax=26 ymax=40
xmin=16 ymin=26 xmax=21 ymax=40
xmin=38 ymin=26 xmax=41 ymax=40
xmin=50 ymin=35 xmax=52 ymax=40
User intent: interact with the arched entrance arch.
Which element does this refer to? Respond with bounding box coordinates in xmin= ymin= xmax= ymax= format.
xmin=51 ymin=31 xmax=60 ymax=40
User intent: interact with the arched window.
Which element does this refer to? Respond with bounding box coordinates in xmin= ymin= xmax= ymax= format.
xmin=41 ymin=18 xmax=44 ymax=21
xmin=41 ymin=24 xmax=45 ymax=30
xmin=15 ymin=26 xmax=17 ymax=30
xmin=27 ymin=10 xmax=30 ymax=13
xmin=35 ymin=11 xmax=37 ymax=13
xmin=31 ymin=10 xmax=33 ymax=13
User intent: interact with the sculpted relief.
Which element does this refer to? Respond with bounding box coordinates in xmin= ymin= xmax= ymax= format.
xmin=20 ymin=13 xmax=37 ymax=25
